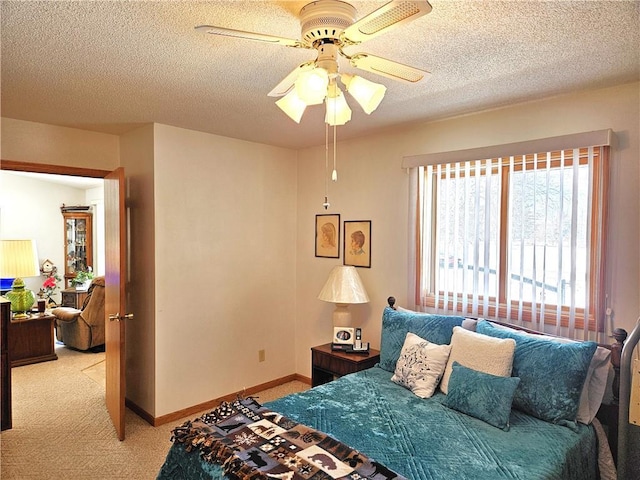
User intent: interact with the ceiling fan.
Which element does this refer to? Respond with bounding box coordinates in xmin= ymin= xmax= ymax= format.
xmin=196 ymin=0 xmax=433 ymax=125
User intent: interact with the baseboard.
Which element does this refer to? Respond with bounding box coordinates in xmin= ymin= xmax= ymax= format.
xmin=125 ymin=397 xmax=155 ymax=425
xmin=127 ymin=373 xmax=311 ymax=427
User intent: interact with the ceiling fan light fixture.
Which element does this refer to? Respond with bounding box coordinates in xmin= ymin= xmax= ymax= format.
xmin=295 ymin=67 xmax=329 ymax=105
xmin=325 ymin=86 xmax=351 ymax=126
xmin=341 ymin=73 xmax=387 ymax=114
xmin=276 ymin=89 xmax=307 ymax=123
xmin=199 ymin=0 xmax=433 ymax=125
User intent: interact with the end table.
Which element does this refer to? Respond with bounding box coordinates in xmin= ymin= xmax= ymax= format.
xmin=9 ymin=312 xmax=58 ymax=367
xmin=311 ymin=343 xmax=380 ymax=387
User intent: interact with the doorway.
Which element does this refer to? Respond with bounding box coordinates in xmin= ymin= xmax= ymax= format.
xmin=0 ymin=164 xmax=109 ymax=397
xmin=0 ymin=169 xmax=105 ymax=305
xmin=2 ymin=160 xmax=129 ymax=440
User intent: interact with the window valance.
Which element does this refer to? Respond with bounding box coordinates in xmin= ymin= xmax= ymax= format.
xmin=402 ymin=129 xmax=614 ymax=168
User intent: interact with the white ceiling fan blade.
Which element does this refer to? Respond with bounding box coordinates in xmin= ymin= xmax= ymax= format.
xmin=267 ymin=62 xmax=315 ymax=97
xmin=195 ymin=25 xmax=306 ymax=48
xmin=350 ymin=53 xmax=429 ymax=83
xmin=342 ymin=0 xmax=432 ymax=44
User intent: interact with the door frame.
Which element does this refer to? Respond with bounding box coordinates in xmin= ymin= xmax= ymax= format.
xmin=1 ymin=160 xmax=111 ymax=179
xmin=0 ymin=159 xmax=125 ymax=438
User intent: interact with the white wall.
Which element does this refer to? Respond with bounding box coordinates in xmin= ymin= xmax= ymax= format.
xmin=1 ymin=81 xmax=637 ymax=420
xmin=0 ymin=118 xmax=301 ymax=419
xmin=294 ymin=82 xmax=640 ymax=377
xmin=1 ymin=118 xmax=119 ymax=170
xmin=152 ymin=124 xmax=298 ymax=416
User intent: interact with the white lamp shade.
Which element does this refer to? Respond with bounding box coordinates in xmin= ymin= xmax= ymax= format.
xmin=275 ymin=89 xmax=307 ymax=123
xmin=0 ymin=239 xmax=40 ymax=278
xmin=342 ymin=73 xmax=386 ymax=114
xmin=295 ymin=68 xmax=329 ymax=105
xmin=325 ymin=89 xmax=352 ymax=126
xmin=318 ymin=265 xmax=369 ymax=304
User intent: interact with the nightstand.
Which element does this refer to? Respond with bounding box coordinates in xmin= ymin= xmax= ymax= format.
xmin=311 ymin=343 xmax=380 ymax=387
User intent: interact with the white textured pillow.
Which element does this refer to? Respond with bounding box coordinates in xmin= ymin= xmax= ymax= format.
xmin=440 ymin=327 xmax=516 ymax=394
xmin=392 ymin=332 xmax=452 ymax=398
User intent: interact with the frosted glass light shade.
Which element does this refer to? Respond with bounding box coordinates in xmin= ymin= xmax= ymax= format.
xmin=275 ymin=89 xmax=307 ymax=123
xmin=325 ymin=89 xmax=352 ymax=126
xmin=341 ymin=73 xmax=386 ymax=114
xmin=295 ymin=68 xmax=329 ymax=105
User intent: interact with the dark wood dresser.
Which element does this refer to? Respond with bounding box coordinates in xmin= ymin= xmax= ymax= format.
xmin=1 ymin=298 xmax=11 ymax=430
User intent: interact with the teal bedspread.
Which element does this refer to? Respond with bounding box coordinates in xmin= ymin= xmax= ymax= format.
xmin=157 ymin=366 xmax=597 ymax=480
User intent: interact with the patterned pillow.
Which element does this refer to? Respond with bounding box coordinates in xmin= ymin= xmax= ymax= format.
xmin=476 ymin=320 xmax=597 ymax=428
xmin=380 ymin=307 xmax=464 ymax=372
xmin=391 ymin=332 xmax=452 ymax=398
xmin=443 ymin=362 xmax=521 ymax=430
xmin=440 ymin=327 xmax=516 ymax=394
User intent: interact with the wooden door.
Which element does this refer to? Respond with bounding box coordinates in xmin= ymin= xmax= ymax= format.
xmin=104 ymin=167 xmax=127 ymax=440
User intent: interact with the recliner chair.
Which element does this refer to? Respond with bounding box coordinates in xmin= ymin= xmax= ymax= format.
xmin=52 ymin=276 xmax=105 ymax=351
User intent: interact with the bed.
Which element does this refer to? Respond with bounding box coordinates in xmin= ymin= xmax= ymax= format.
xmin=157 ymin=300 xmax=636 ymax=480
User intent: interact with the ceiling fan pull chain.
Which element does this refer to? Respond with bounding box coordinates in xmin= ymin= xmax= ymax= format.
xmin=332 ymin=123 xmax=338 ymax=182
xmin=331 ymin=89 xmax=338 ymax=182
xmin=323 ymin=122 xmax=330 ymax=210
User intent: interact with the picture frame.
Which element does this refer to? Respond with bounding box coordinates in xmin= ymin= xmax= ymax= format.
xmin=344 ymin=220 xmax=371 ymax=268
xmin=315 ymin=214 xmax=340 ymax=258
xmin=333 ymin=327 xmax=355 ymax=345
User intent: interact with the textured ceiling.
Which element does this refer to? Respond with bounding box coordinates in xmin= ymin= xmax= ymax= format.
xmin=1 ymin=1 xmax=639 ymax=150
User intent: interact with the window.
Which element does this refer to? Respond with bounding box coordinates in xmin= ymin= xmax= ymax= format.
xmin=414 ymin=145 xmax=609 ymax=338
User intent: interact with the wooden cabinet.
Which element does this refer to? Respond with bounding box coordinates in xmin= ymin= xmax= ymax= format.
xmin=9 ymin=313 xmax=58 ymax=367
xmin=1 ymin=299 xmax=11 ymax=430
xmin=61 ymin=288 xmax=89 ymax=309
xmin=62 ymin=210 xmax=93 ymax=288
xmin=311 ymin=343 xmax=380 ymax=387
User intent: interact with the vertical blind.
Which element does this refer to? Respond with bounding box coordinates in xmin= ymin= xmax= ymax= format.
xmin=406 ymin=131 xmax=612 ymax=342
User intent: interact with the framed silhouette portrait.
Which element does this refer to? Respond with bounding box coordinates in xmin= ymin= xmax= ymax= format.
xmin=344 ymin=220 xmax=371 ymax=268
xmin=315 ymin=214 xmax=340 ymax=258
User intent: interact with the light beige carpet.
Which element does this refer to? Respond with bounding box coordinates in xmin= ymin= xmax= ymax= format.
xmin=82 ymin=358 xmax=106 ymax=387
xmin=0 ymin=345 xmax=308 ymax=479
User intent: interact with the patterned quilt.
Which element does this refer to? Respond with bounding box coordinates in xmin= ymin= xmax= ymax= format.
xmin=170 ymin=397 xmax=408 ymax=480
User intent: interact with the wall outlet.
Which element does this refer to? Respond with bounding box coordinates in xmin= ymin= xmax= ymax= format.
xmin=258 ymin=349 xmax=266 ymax=363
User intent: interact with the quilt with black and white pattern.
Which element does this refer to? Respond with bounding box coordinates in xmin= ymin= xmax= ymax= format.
xmin=170 ymin=397 xmax=407 ymax=480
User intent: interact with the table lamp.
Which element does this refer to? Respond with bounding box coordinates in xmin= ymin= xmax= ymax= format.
xmin=317 ymin=265 xmax=369 ymax=326
xmin=0 ymin=239 xmax=40 ymax=318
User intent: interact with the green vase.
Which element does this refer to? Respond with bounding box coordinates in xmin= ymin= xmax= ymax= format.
xmin=5 ymin=278 xmax=35 ymax=318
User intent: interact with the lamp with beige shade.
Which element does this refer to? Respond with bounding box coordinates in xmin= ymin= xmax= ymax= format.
xmin=0 ymin=240 xmax=40 ymax=318
xmin=317 ymin=265 xmax=369 ymax=327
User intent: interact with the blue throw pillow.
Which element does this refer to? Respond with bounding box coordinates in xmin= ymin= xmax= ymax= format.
xmin=476 ymin=320 xmax=597 ymax=428
xmin=443 ymin=362 xmax=520 ymax=430
xmin=379 ymin=307 xmax=464 ymax=372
